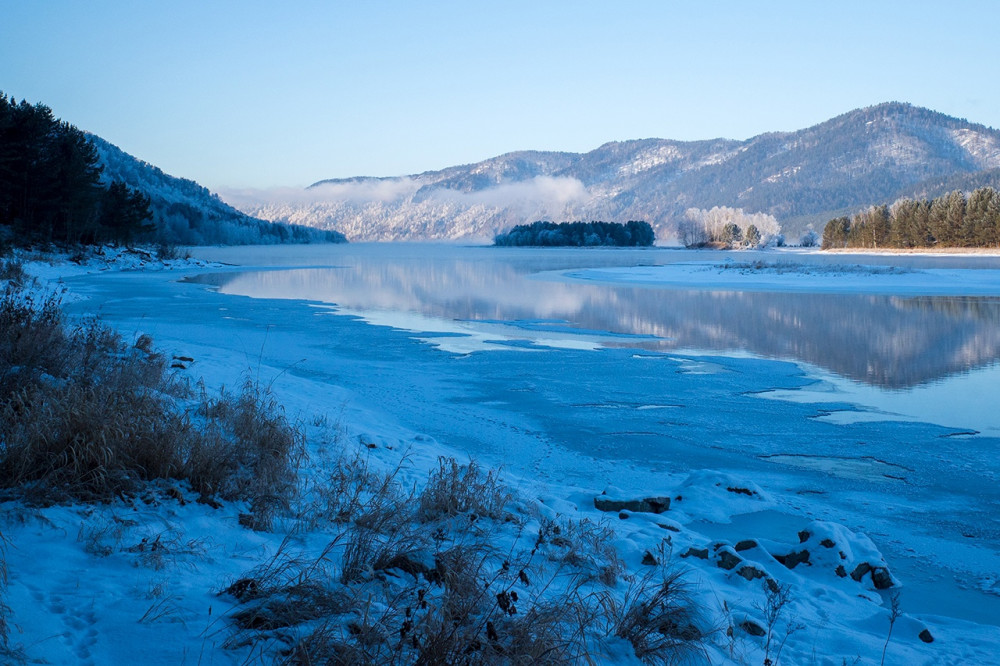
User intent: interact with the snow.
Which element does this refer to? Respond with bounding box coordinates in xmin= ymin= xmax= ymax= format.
xmin=560 ymin=260 xmax=1000 ymax=296
xmin=3 ymin=245 xmax=1000 ymax=664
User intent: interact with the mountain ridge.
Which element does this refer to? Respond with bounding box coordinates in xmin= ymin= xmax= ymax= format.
xmin=231 ymin=102 xmax=1000 ymax=242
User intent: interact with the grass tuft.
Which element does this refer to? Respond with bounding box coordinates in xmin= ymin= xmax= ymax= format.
xmin=418 ymin=457 xmax=512 ymax=523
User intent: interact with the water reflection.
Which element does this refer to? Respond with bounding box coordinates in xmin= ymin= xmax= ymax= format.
xmin=192 ymin=247 xmax=1000 ymax=389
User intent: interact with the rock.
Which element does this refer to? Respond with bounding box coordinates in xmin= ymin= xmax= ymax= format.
xmin=919 ymin=628 xmax=934 ymax=643
xmin=820 ymin=538 xmax=836 ymax=548
xmin=642 ymin=551 xmax=659 ymax=566
xmin=850 ymin=562 xmax=871 ymax=582
xmin=835 ymin=565 xmax=847 ymax=578
xmin=734 ymin=539 xmax=758 ymax=552
xmin=798 ymin=530 xmax=811 ymax=543
xmin=774 ymin=549 xmax=810 ymax=569
xmin=736 ymin=564 xmax=768 ymax=582
xmin=237 ymin=513 xmax=254 ymax=528
xmin=594 ymin=495 xmax=671 ymax=514
xmin=681 ymin=547 xmax=709 ymax=560
xmin=660 ymin=619 xmax=703 ymax=641
xmin=197 ymin=494 xmax=222 ymax=509
xmin=717 ymin=549 xmax=742 ymax=570
xmin=726 ymin=486 xmax=757 ymax=497
xmin=870 ymin=567 xmax=894 ymax=590
xmin=848 ymin=562 xmax=894 ymax=588
xmin=223 ymin=577 xmax=259 ymax=601
xmin=166 ymin=486 xmax=187 ymax=505
xmin=377 ymin=550 xmax=436 ymax=577
xmin=740 ymin=619 xmax=766 ymax=637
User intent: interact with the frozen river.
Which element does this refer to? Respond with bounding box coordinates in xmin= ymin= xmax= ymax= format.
xmin=65 ymin=243 xmax=1000 ymax=629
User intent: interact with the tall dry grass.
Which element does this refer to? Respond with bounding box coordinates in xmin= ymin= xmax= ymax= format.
xmin=0 ymin=279 xmax=301 ymax=515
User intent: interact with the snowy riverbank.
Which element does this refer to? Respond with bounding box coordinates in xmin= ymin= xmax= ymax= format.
xmin=2 ymin=245 xmax=998 ymax=664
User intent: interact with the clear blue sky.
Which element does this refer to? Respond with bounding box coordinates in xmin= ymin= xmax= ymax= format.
xmin=2 ymin=1 xmax=998 ymax=189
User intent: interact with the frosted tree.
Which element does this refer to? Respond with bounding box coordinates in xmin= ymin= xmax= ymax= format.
xmin=681 ymin=206 xmax=781 ymax=248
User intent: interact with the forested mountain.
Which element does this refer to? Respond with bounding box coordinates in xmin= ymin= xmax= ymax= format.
xmin=92 ymin=137 xmax=345 ymax=245
xmin=0 ymin=92 xmax=345 ymax=247
xmin=230 ymin=103 xmax=1000 ymax=242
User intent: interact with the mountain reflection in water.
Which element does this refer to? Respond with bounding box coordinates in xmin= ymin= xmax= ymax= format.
xmin=194 ymin=247 xmax=1000 ymax=389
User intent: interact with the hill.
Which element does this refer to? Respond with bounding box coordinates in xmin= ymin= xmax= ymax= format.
xmin=92 ymin=136 xmax=346 ymax=245
xmin=228 ymin=103 xmax=1000 ymax=242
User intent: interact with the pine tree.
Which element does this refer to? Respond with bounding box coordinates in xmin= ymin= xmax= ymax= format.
xmin=721 ymin=222 xmax=742 ymax=247
xmin=966 ymin=187 xmax=1000 ymax=247
xmin=99 ymin=181 xmax=153 ymax=244
xmin=822 ymin=216 xmax=850 ymax=249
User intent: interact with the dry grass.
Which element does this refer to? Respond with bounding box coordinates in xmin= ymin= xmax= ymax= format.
xmin=537 ymin=517 xmax=626 ymax=587
xmin=221 ymin=455 xmax=706 ymax=665
xmin=418 ymin=457 xmax=512 ymax=523
xmin=0 ymin=281 xmax=301 ymax=519
xmin=0 ymin=531 xmax=10 ymax=657
xmin=0 ymin=259 xmax=30 ymax=288
xmin=603 ymin=567 xmax=706 ymax=665
xmin=299 ymin=449 xmax=407 ymax=531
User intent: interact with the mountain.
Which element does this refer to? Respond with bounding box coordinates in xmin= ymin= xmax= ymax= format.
xmin=92 ymin=136 xmax=346 ymax=245
xmin=227 ymin=103 xmax=1000 ymax=242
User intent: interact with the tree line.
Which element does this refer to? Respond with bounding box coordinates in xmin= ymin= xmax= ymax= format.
xmin=494 ymin=220 xmax=655 ymax=247
xmin=0 ymin=92 xmax=153 ymax=246
xmin=822 ymin=187 xmax=1000 ymax=249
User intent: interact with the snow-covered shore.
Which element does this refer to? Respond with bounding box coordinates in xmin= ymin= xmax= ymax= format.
xmin=3 ymin=246 xmax=999 ymax=664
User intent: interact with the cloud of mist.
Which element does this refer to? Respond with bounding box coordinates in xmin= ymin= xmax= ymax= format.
xmin=219 ymin=178 xmax=421 ymax=207
xmin=220 ymin=175 xmax=594 ymax=219
xmin=435 ymin=176 xmax=591 ymax=212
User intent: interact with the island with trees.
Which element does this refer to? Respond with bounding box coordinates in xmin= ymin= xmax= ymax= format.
xmin=493 ymin=220 xmax=655 ymax=247
xmin=821 ymin=187 xmax=1000 ymax=250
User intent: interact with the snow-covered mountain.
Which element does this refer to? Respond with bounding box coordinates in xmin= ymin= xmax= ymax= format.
xmin=92 ymin=136 xmax=346 ymax=245
xmin=226 ymin=103 xmax=1000 ymax=242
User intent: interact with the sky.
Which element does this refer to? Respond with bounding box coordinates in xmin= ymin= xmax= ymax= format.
xmin=2 ymin=1 xmax=999 ymax=189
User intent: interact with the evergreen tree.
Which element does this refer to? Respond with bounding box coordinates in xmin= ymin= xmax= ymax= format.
xmin=966 ymin=187 xmax=1000 ymax=247
xmin=99 ymin=181 xmax=154 ymax=244
xmin=720 ymin=222 xmax=742 ymax=247
xmin=890 ymin=199 xmax=930 ymax=248
xmin=821 ymin=216 xmax=850 ymax=249
xmin=49 ymin=121 xmax=104 ymax=243
xmin=942 ymin=190 xmax=967 ymax=247
xmin=744 ymin=224 xmax=762 ymax=248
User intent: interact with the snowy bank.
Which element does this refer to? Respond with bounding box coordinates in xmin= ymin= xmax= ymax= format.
xmin=1 ymin=247 xmax=998 ymax=664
